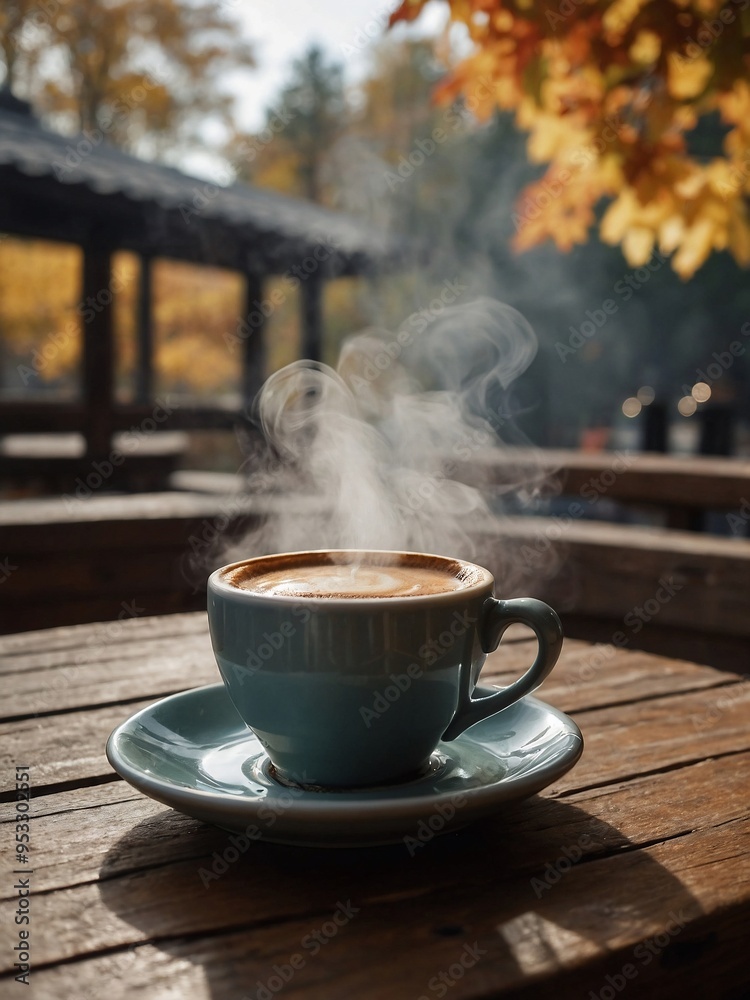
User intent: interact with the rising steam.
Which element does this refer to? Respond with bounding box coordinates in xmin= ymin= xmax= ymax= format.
xmin=220 ymin=297 xmax=556 ymax=591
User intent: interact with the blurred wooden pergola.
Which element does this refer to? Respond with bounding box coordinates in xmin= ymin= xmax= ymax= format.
xmin=0 ymin=88 xmax=402 ymax=487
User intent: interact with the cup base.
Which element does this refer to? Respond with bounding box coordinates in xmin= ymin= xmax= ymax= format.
xmin=264 ymin=753 xmax=445 ymax=793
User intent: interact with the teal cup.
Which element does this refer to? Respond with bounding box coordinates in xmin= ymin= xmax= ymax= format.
xmin=207 ymin=550 xmax=563 ymax=789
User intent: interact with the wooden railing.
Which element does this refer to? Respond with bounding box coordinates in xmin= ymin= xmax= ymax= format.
xmin=458 ymin=448 xmax=750 ymax=530
xmin=1 ymin=486 xmax=749 ymax=675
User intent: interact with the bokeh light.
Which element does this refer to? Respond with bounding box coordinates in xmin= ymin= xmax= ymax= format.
xmin=636 ymin=385 xmax=655 ymax=405
xmin=677 ymin=395 xmax=697 ymax=416
xmin=691 ymin=381 xmax=711 ymax=403
xmin=622 ymin=397 xmax=642 ymax=418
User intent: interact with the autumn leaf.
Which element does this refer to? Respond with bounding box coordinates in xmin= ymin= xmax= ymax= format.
xmin=389 ymin=0 xmax=750 ymax=278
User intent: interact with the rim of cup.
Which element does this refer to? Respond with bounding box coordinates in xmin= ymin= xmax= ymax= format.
xmin=208 ymin=548 xmax=494 ymax=605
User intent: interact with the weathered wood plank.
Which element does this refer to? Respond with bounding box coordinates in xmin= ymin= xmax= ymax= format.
xmin=3 ymin=548 xmax=209 ymax=602
xmin=0 ymin=617 xmax=747 ymax=998
xmin=0 ymin=617 xmax=532 ymax=667
xmin=0 ymin=594 xmax=206 ymax=637
xmin=0 ymin=749 xmax=744 ymax=911
xmin=465 ymin=447 xmax=750 ymax=512
xmin=0 ymin=641 xmax=216 ymax=718
xmin=0 ymin=490 xmax=305 ymax=533
xmin=0 ymin=612 xmax=206 ymax=660
xmin=1 ymin=612 xmax=742 ymax=720
xmin=0 ymin=779 xmax=140 ymax=826
xmin=480 ymin=517 xmax=750 ymax=640
xmin=0 ymin=432 xmax=188 ymax=459
xmin=1 ymin=652 xmax=746 ymax=794
xmin=8 ymin=819 xmax=747 ymax=999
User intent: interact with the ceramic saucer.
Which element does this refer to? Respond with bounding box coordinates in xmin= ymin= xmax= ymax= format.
xmin=106 ymin=684 xmax=583 ymax=848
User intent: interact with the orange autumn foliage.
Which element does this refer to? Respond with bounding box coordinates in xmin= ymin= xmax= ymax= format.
xmin=0 ymin=238 xmax=81 ymax=391
xmin=391 ymin=0 xmax=750 ymax=278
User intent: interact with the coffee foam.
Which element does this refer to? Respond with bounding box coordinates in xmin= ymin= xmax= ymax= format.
xmin=223 ymin=554 xmax=481 ymax=599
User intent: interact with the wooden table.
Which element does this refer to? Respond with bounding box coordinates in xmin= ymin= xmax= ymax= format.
xmin=1 ymin=613 xmax=748 ymax=998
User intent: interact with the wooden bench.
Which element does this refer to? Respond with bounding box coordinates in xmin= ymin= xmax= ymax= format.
xmin=480 ymin=517 xmax=750 ymax=672
xmin=461 ymin=448 xmax=750 ymax=531
xmin=2 ymin=492 xmax=748 ymax=673
xmin=0 ymin=431 xmax=189 ymax=496
xmin=0 ymin=491 xmax=263 ymax=632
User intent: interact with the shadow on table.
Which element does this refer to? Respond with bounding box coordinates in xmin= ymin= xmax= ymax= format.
xmin=98 ymin=795 xmax=703 ymax=998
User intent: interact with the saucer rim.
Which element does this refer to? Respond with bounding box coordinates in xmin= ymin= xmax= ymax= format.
xmin=106 ymin=682 xmax=583 ymax=821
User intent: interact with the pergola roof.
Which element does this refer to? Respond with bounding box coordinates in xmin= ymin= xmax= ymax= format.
xmin=0 ymin=90 xmax=400 ymax=274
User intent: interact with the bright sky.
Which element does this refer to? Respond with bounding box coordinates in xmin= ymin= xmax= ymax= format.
xmin=228 ymin=0 xmax=452 ymax=131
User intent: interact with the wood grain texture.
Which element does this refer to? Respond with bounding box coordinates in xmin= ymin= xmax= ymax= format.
xmin=478 ymin=516 xmax=750 ymax=641
xmin=464 ymin=447 xmax=750 ymax=511
xmin=0 ymin=615 xmax=747 ymax=999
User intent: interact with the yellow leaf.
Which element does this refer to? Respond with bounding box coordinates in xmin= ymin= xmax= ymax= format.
xmin=600 ymin=192 xmax=637 ymax=244
xmin=622 ymin=226 xmax=655 ymax=265
xmin=666 ymin=53 xmax=712 ymax=100
xmin=672 ymin=218 xmax=715 ymax=278
xmin=728 ymin=215 xmax=750 ymax=267
xmin=629 ymin=30 xmax=661 ymax=66
xmin=659 ymin=215 xmax=685 ymax=253
xmin=603 ymin=0 xmax=651 ymax=37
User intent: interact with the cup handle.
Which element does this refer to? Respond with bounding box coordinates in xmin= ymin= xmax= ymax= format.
xmin=441 ymin=597 xmax=563 ymax=741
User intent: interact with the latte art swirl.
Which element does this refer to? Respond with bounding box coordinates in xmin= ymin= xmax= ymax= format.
xmin=230 ymin=562 xmax=465 ymax=598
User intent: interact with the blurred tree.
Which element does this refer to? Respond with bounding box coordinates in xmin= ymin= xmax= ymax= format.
xmin=391 ymin=0 xmax=750 ymax=278
xmin=0 ymin=0 xmax=253 ymax=155
xmin=354 ymin=38 xmax=443 ymax=155
xmin=0 ymin=1 xmax=37 ymax=91
xmin=231 ymin=46 xmax=346 ymax=203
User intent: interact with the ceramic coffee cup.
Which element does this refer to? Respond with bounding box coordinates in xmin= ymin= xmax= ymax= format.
xmin=207 ymin=549 xmax=563 ymax=788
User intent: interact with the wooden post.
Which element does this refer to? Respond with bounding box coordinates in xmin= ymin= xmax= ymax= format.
xmin=300 ymin=274 xmax=323 ymax=362
xmin=135 ymin=254 xmax=153 ymax=404
xmin=641 ymin=402 xmax=668 ymax=453
xmin=82 ymin=245 xmax=114 ymax=459
xmin=241 ymin=272 xmax=267 ymax=407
